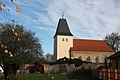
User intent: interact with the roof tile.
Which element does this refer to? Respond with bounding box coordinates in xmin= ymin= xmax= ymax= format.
xmin=71 ymin=39 xmax=115 ymax=52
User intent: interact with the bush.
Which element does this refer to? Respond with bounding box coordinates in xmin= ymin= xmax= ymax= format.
xmin=97 ymin=66 xmax=110 ymax=70
xmin=29 ymin=63 xmax=44 ymax=73
xmin=55 ymin=57 xmax=83 ymax=67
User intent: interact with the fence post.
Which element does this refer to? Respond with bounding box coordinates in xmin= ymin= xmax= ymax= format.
xmin=118 ymin=69 xmax=119 ymax=80
xmin=102 ymin=69 xmax=104 ymax=79
xmin=108 ymin=69 xmax=110 ymax=80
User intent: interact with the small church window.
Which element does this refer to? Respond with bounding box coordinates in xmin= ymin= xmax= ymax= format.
xmin=62 ymin=38 xmax=64 ymax=41
xmin=86 ymin=56 xmax=91 ymax=62
xmin=78 ymin=56 xmax=82 ymax=60
xmin=65 ymin=50 xmax=66 ymax=52
xmin=66 ymin=38 xmax=68 ymax=42
xmin=95 ymin=56 xmax=99 ymax=64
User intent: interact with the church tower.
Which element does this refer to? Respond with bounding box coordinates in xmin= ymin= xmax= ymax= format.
xmin=54 ymin=17 xmax=73 ymax=60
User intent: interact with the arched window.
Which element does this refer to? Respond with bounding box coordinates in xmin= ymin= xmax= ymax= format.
xmin=78 ymin=56 xmax=82 ymax=60
xmin=86 ymin=56 xmax=90 ymax=62
xmin=95 ymin=56 xmax=99 ymax=64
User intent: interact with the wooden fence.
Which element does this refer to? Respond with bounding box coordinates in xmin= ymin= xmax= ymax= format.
xmin=92 ymin=69 xmax=120 ymax=80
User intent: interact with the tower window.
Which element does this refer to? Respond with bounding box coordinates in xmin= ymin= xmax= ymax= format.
xmin=66 ymin=38 xmax=68 ymax=42
xmin=65 ymin=50 xmax=66 ymax=52
xmin=62 ymin=38 xmax=64 ymax=41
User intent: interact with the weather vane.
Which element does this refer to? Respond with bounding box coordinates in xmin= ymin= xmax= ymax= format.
xmin=62 ymin=12 xmax=64 ymax=19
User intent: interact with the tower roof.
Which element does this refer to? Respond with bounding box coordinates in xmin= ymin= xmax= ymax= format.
xmin=54 ymin=19 xmax=73 ymax=38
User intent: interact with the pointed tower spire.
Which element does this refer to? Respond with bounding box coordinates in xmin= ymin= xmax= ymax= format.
xmin=54 ymin=18 xmax=73 ymax=38
xmin=62 ymin=12 xmax=64 ymax=19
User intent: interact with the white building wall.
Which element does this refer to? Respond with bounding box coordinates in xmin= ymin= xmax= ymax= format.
xmin=54 ymin=37 xmax=57 ymax=61
xmin=54 ymin=35 xmax=73 ymax=60
xmin=71 ymin=51 xmax=114 ymax=63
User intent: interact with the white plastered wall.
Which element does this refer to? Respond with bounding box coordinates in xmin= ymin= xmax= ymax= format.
xmin=71 ymin=51 xmax=114 ymax=63
xmin=54 ymin=35 xmax=73 ymax=60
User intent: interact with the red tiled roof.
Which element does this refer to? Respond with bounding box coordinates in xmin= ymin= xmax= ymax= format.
xmin=71 ymin=39 xmax=114 ymax=52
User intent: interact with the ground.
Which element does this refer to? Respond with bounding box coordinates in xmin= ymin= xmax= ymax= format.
xmin=0 ymin=73 xmax=95 ymax=80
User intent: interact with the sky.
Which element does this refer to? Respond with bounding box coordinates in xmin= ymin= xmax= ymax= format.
xmin=0 ymin=0 xmax=120 ymax=54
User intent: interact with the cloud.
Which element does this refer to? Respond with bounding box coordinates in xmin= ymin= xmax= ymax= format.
xmin=2 ymin=0 xmax=120 ymax=54
xmin=40 ymin=0 xmax=120 ymax=39
xmin=3 ymin=0 xmax=120 ymax=40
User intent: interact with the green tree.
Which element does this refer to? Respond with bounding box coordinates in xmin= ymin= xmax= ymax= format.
xmin=0 ymin=24 xmax=44 ymax=80
xmin=104 ymin=32 xmax=120 ymax=52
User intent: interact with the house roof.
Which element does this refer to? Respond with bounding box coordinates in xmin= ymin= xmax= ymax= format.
xmin=108 ymin=51 xmax=120 ymax=59
xmin=54 ymin=19 xmax=73 ymax=38
xmin=71 ymin=39 xmax=115 ymax=52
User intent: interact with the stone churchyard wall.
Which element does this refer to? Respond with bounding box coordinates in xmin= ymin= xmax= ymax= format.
xmin=44 ymin=64 xmax=75 ymax=74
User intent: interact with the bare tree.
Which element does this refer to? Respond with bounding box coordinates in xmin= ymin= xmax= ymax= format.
xmin=45 ymin=53 xmax=54 ymax=62
xmin=0 ymin=0 xmax=22 ymax=23
xmin=104 ymin=32 xmax=120 ymax=52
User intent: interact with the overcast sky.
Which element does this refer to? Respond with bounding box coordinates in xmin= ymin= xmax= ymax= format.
xmin=1 ymin=0 xmax=120 ymax=54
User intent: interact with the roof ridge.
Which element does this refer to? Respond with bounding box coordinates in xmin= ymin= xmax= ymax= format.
xmin=73 ymin=39 xmax=104 ymax=41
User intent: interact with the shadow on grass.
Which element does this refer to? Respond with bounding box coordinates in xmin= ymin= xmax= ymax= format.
xmin=0 ymin=76 xmax=4 ymax=80
xmin=67 ymin=73 xmax=94 ymax=80
xmin=66 ymin=69 xmax=100 ymax=80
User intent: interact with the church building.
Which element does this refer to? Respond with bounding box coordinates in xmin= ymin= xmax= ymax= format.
xmin=54 ymin=18 xmax=115 ymax=64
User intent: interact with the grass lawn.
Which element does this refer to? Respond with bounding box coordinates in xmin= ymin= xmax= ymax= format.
xmin=17 ymin=74 xmax=68 ymax=80
xmin=0 ymin=73 xmax=95 ymax=80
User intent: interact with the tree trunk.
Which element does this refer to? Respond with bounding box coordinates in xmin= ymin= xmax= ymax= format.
xmin=2 ymin=63 xmax=19 ymax=80
xmin=7 ymin=73 xmax=17 ymax=80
